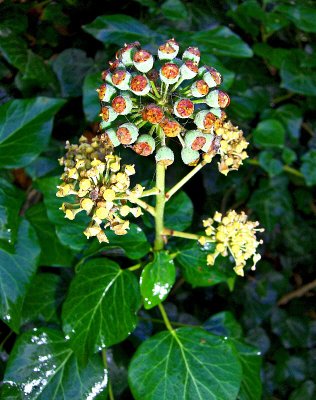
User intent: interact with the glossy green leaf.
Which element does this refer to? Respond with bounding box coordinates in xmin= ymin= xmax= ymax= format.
xmin=22 ymin=273 xmax=65 ymax=324
xmin=0 ymin=178 xmax=24 ymax=248
xmin=62 ymin=258 xmax=141 ymax=362
xmin=280 ymin=56 xmax=316 ymax=96
xmin=0 ymin=97 xmax=65 ymax=169
xmin=165 ymin=191 xmax=193 ymax=231
xmin=161 ymin=0 xmax=188 ymax=21
xmin=176 ymin=241 xmax=235 ymax=287
xmin=2 ymin=328 xmax=107 ymax=399
xmin=26 ymin=203 xmax=74 ymax=267
xmin=128 ymin=327 xmax=242 ymax=400
xmin=227 ymin=0 xmax=265 ymax=37
xmin=83 ymin=69 xmax=102 ymax=122
xmin=83 ymin=14 xmax=161 ymax=46
xmin=258 ymin=151 xmax=283 ymax=177
xmin=192 ymin=26 xmax=253 ymax=58
xmin=200 ymin=54 xmax=235 ymax=90
xmin=203 ymin=311 xmax=242 ymax=339
xmin=282 ymin=148 xmax=297 ymax=165
xmin=0 ymin=219 xmax=40 ymax=332
xmin=253 ymin=43 xmax=290 ymax=69
xmin=83 ymin=223 xmax=150 ymax=260
xmin=52 ymin=49 xmax=94 ymax=97
xmin=253 ymin=119 xmax=285 ymax=148
xmin=0 ymin=31 xmax=28 ymax=70
xmin=276 ymin=4 xmax=316 ymax=32
xmin=300 ymin=150 xmax=316 ymax=186
xmin=140 ymin=251 xmax=175 ymax=309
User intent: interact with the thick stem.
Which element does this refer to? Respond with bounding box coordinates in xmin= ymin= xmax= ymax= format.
xmin=154 ymin=161 xmax=166 ymax=250
xmin=130 ymin=197 xmax=156 ymax=217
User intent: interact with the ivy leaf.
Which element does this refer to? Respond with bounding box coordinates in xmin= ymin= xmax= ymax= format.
xmin=0 ymin=219 xmax=40 ymax=332
xmin=0 ymin=97 xmax=65 ymax=169
xmin=203 ymin=311 xmax=243 ymax=339
xmin=300 ymin=150 xmax=316 ymax=186
xmin=140 ymin=251 xmax=176 ymax=309
xmin=21 ymin=273 xmax=66 ymax=324
xmin=161 ymin=0 xmax=188 ymax=21
xmin=83 ymin=14 xmax=162 ymax=46
xmin=258 ymin=151 xmax=283 ymax=177
xmin=0 ymin=30 xmax=28 ymax=70
xmin=83 ymin=69 xmax=102 ymax=122
xmin=191 ymin=26 xmax=253 ymax=58
xmin=165 ymin=191 xmax=193 ymax=231
xmin=253 ymin=119 xmax=285 ymax=148
xmin=276 ymin=4 xmax=316 ymax=32
xmin=62 ymin=258 xmax=141 ymax=363
xmin=176 ymin=241 xmax=235 ymax=287
xmin=52 ymin=49 xmax=94 ymax=98
xmin=2 ymin=328 xmax=108 ymax=399
xmin=289 ymin=381 xmax=316 ymax=400
xmin=26 ymin=203 xmax=74 ymax=267
xmin=0 ymin=178 xmax=25 ymax=248
xmin=128 ymin=327 xmax=242 ymax=400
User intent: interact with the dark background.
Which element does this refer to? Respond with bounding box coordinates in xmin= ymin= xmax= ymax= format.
xmin=0 ymin=0 xmax=316 ymax=398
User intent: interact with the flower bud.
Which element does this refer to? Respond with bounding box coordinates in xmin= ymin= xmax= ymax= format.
xmin=184 ymin=130 xmax=207 ymax=150
xmin=159 ymin=118 xmax=182 ymax=137
xmin=103 ymin=188 xmax=116 ymax=201
xmin=111 ymin=94 xmax=133 ymax=115
xmin=201 ymin=133 xmax=215 ymax=153
xmin=190 ymin=80 xmax=209 ymax=98
xmin=194 ymin=110 xmax=217 ymax=130
xmin=180 ymin=60 xmax=199 ymax=80
xmin=203 ymin=67 xmax=222 ymax=87
xmin=158 ymin=38 xmax=179 ymax=60
xmin=182 ymin=47 xmax=200 ymax=63
xmin=116 ymin=42 xmax=140 ymax=66
xmin=116 ymin=123 xmax=139 ymax=144
xmin=208 ymin=107 xmax=226 ymax=119
xmin=159 ymin=63 xmax=180 ymax=84
xmin=79 ymin=179 xmax=91 ymax=191
xmin=105 ymin=128 xmax=121 ymax=147
xmin=155 ymin=146 xmax=174 ymax=166
xmin=129 ymin=74 xmax=150 ymax=95
xmin=101 ymin=69 xmax=112 ymax=83
xmin=142 ymin=104 xmax=164 ymax=124
xmin=97 ymin=83 xmax=116 ymax=102
xmin=81 ymin=198 xmax=94 ymax=213
xmin=181 ymin=148 xmax=200 ymax=165
xmin=111 ymin=68 xmax=131 ymax=90
xmin=133 ymin=50 xmax=154 ymax=73
xmin=133 ymin=134 xmax=156 ymax=156
xmin=206 ymin=90 xmax=230 ymax=108
xmin=95 ymin=207 xmax=109 ymax=220
xmin=100 ymin=106 xmax=118 ymax=123
xmin=174 ymin=99 xmax=194 ymax=118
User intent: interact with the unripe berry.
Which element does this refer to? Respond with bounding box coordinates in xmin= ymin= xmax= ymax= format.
xmin=184 ymin=130 xmax=207 ymax=150
xmin=133 ymin=50 xmax=154 ymax=73
xmin=111 ymin=68 xmax=131 ymax=90
xmin=191 ymin=80 xmax=209 ymax=98
xmin=155 ymin=146 xmax=174 ymax=166
xmin=206 ymin=90 xmax=230 ymax=108
xmin=97 ymin=83 xmax=116 ymax=102
xmin=181 ymin=148 xmax=200 ymax=165
xmin=142 ymin=104 xmax=164 ymax=124
xmin=129 ymin=74 xmax=150 ymax=95
xmin=182 ymin=47 xmax=200 ymax=63
xmin=159 ymin=63 xmax=180 ymax=84
xmin=158 ymin=38 xmax=179 ymax=60
xmin=194 ymin=110 xmax=217 ymax=130
xmin=159 ymin=118 xmax=182 ymax=137
xmin=116 ymin=42 xmax=141 ymax=66
xmin=116 ymin=123 xmax=139 ymax=144
xmin=101 ymin=69 xmax=112 ymax=83
xmin=111 ymin=94 xmax=133 ymax=115
xmin=105 ymin=128 xmax=121 ymax=147
xmin=174 ymin=99 xmax=194 ymax=118
xmin=180 ymin=60 xmax=199 ymax=80
xmin=133 ymin=134 xmax=156 ymax=156
xmin=202 ymin=67 xmax=222 ymax=88
xmin=100 ymin=106 xmax=118 ymax=123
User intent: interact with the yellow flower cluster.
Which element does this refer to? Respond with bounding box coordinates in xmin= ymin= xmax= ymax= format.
xmin=57 ymin=135 xmax=144 ymax=243
xmin=201 ymin=210 xmax=264 ymax=276
xmin=214 ymin=120 xmax=249 ymax=175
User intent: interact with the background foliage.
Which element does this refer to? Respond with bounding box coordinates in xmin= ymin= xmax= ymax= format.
xmin=0 ymin=0 xmax=316 ymax=398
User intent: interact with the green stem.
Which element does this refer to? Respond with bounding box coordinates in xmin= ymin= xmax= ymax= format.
xmin=150 ymin=80 xmax=161 ymax=98
xmin=154 ymin=162 xmax=166 ymax=250
xmin=139 ymin=316 xmax=196 ymax=328
xmin=128 ymin=263 xmax=142 ymax=271
xmin=102 ymin=349 xmax=115 ymax=400
xmin=130 ymin=197 xmax=156 ymax=216
xmin=162 ymin=228 xmax=215 ymax=243
xmin=171 ymin=76 xmax=185 ymax=93
xmin=247 ymin=158 xmax=304 ymax=178
xmin=158 ymin=303 xmax=174 ymax=332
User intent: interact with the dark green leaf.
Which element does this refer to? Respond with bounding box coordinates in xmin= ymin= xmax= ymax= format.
xmin=83 ymin=69 xmax=102 ymax=122
xmin=227 ymin=1 xmax=265 ymax=37
xmin=191 ymin=26 xmax=253 ymax=58
xmin=25 ymin=156 xmax=59 ymax=179
xmin=52 ymin=49 xmax=94 ymax=98
xmin=0 ymin=31 xmax=28 ymax=70
xmin=22 ymin=273 xmax=65 ymax=324
xmin=0 ymin=97 xmax=65 ymax=169
xmin=258 ymin=151 xmax=283 ymax=177
xmin=2 ymin=328 xmax=107 ymax=399
xmin=62 ymin=258 xmax=141 ymax=362
xmin=280 ymin=56 xmax=316 ymax=96
xmin=282 ymin=148 xmax=297 ymax=165
xmin=203 ymin=311 xmax=242 ymax=339
xmin=253 ymin=43 xmax=290 ymax=69
xmin=176 ymin=241 xmax=235 ymax=287
xmin=253 ymin=119 xmax=285 ymax=148
xmin=161 ymin=0 xmax=188 ymax=21
xmin=83 ymin=14 xmax=162 ymax=47
xmin=300 ymin=150 xmax=316 ymax=186
xmin=276 ymin=4 xmax=316 ymax=32
xmin=165 ymin=191 xmax=193 ymax=231
xmin=0 ymin=178 xmax=24 ymax=248
xmin=128 ymin=327 xmax=242 ymax=400
xmin=140 ymin=251 xmax=175 ymax=309
xmin=0 ymin=219 xmax=40 ymax=332
xmin=289 ymin=381 xmax=316 ymax=400
xmin=26 ymin=203 xmax=74 ymax=267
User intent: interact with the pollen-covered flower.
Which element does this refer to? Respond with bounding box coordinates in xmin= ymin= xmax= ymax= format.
xmin=57 ymin=135 xmax=145 ymax=243
xmin=201 ymin=211 xmax=264 ymax=276
xmin=97 ymin=39 xmax=236 ymax=168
